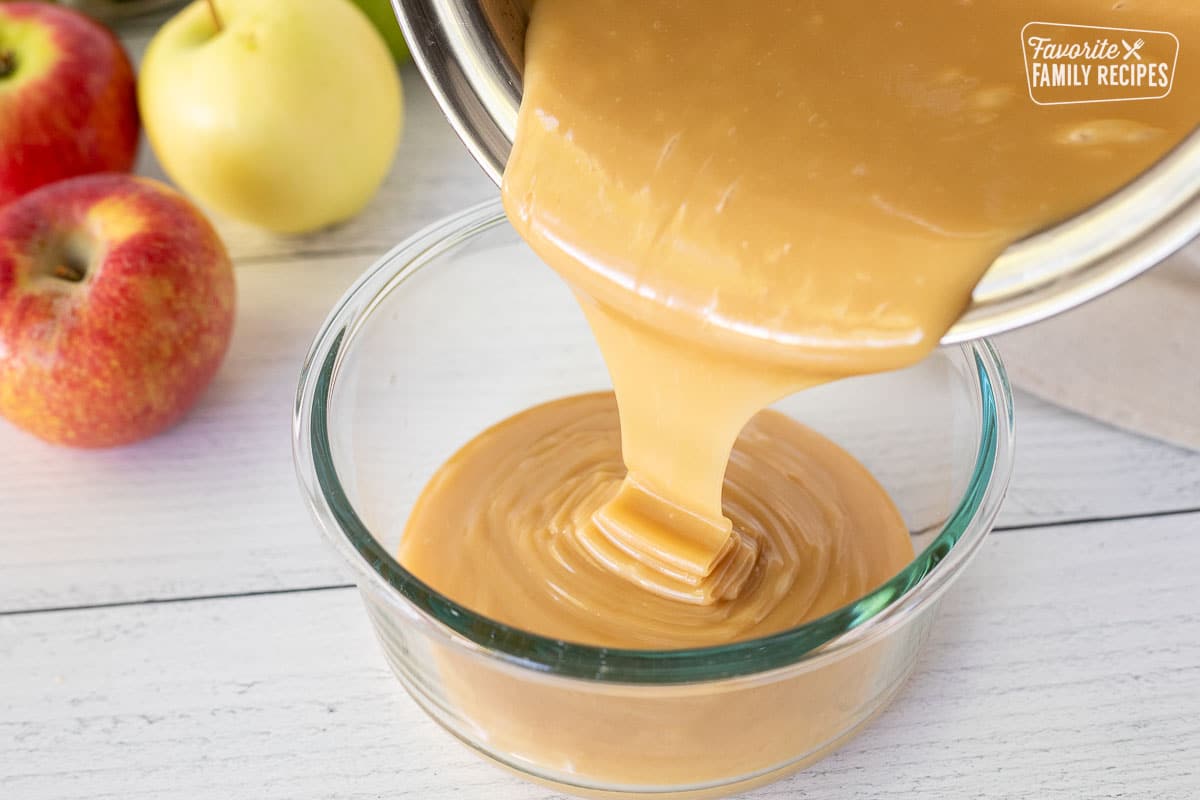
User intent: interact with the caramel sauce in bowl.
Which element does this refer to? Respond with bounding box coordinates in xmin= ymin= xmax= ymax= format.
xmin=293 ymin=203 xmax=1015 ymax=796
xmin=294 ymin=3 xmax=1198 ymax=792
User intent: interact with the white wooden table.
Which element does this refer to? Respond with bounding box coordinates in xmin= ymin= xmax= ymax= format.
xmin=2 ymin=18 xmax=1199 ymax=800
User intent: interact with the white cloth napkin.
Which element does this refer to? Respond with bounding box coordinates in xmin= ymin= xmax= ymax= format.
xmin=996 ymin=241 xmax=1200 ymax=452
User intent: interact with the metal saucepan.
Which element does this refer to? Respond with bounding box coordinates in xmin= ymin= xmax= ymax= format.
xmin=392 ymin=0 xmax=1200 ymax=343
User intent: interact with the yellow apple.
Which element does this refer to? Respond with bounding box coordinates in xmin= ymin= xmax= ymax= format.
xmin=138 ymin=0 xmax=402 ymax=234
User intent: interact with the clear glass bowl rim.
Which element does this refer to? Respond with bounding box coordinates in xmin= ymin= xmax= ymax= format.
xmin=293 ymin=199 xmax=1016 ymax=685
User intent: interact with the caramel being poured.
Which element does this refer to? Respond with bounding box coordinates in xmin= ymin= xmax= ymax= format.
xmin=402 ymin=0 xmax=1198 ymax=647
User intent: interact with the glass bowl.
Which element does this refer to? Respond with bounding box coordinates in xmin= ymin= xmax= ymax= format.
xmin=293 ymin=199 xmax=1016 ymax=798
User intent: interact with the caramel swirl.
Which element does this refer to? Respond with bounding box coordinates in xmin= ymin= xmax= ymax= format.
xmin=399 ymin=393 xmax=914 ymax=649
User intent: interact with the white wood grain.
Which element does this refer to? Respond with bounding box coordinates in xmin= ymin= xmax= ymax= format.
xmin=1002 ymin=392 xmax=1200 ymax=527
xmin=3 ymin=514 xmax=1197 ymax=799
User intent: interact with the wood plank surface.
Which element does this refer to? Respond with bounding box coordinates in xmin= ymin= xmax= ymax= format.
xmin=3 ymin=514 xmax=1197 ymax=799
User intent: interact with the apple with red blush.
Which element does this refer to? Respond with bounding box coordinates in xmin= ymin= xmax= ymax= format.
xmin=0 ymin=174 xmax=235 ymax=447
xmin=0 ymin=2 xmax=139 ymax=206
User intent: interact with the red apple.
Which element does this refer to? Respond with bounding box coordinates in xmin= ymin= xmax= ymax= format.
xmin=0 ymin=3 xmax=139 ymax=206
xmin=0 ymin=174 xmax=235 ymax=447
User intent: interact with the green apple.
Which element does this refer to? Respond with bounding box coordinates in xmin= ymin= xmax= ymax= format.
xmin=351 ymin=0 xmax=409 ymax=64
xmin=138 ymin=0 xmax=402 ymax=234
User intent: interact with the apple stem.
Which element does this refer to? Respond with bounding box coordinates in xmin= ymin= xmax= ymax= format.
xmin=205 ymin=0 xmax=224 ymax=33
xmin=0 ymin=51 xmax=15 ymax=80
xmin=53 ymin=263 xmax=87 ymax=284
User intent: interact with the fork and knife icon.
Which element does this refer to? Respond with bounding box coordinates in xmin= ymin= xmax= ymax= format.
xmin=1122 ymin=38 xmax=1145 ymax=60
